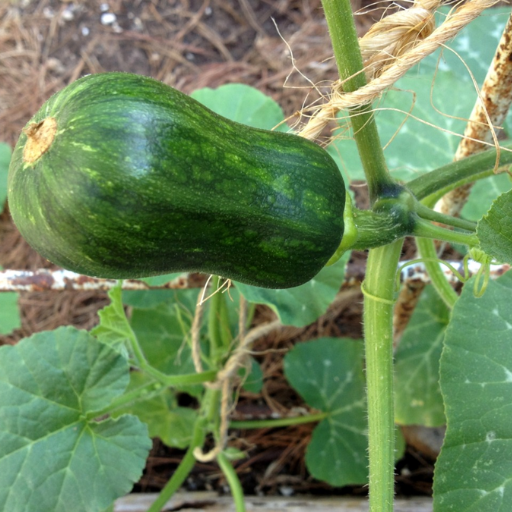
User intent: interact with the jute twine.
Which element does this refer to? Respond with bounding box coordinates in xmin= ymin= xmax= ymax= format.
xmin=299 ymin=0 xmax=499 ymax=141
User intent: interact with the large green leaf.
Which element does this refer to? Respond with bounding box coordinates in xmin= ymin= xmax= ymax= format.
xmin=0 ymin=327 xmax=151 ymax=512
xmin=329 ymin=72 xmax=476 ymax=182
xmin=191 ymin=83 xmax=287 ymax=131
xmin=328 ymin=8 xmax=511 ymax=183
xmin=234 ymin=252 xmax=350 ymax=327
xmin=130 ymin=289 xmax=202 ymax=395
xmin=394 ymin=285 xmax=448 ymax=427
xmin=477 ymin=189 xmax=512 ymax=263
xmin=131 ymin=300 xmax=195 ymax=375
xmin=122 ymin=273 xmax=186 ymax=308
xmin=419 ymin=7 xmax=512 ymax=85
xmin=463 ymin=173 xmax=512 ymax=222
xmin=284 ymin=337 xmax=368 ymax=486
xmin=122 ymin=289 xmax=177 ymax=309
xmin=0 ymin=292 xmax=21 ymax=335
xmin=239 ymin=356 xmax=264 ymax=394
xmin=139 ymin=273 xmax=183 ymax=286
xmin=0 ymin=143 xmax=10 ymax=208
xmin=434 ymin=273 xmax=512 ymax=511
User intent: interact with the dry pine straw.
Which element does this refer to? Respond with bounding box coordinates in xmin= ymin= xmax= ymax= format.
xmin=0 ymin=0 xmax=437 ymax=495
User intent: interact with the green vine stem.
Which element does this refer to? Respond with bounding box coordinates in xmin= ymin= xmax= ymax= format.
xmin=321 ymin=0 xmax=396 ymax=203
xmin=140 ymin=364 xmax=217 ymax=387
xmin=88 ymin=379 xmax=164 ymax=420
xmin=363 ymin=239 xmax=404 ymax=512
xmin=217 ymin=452 xmax=247 ymax=512
xmin=208 ymin=275 xmax=225 ymax=363
xmin=321 ymin=1 xmax=403 ymax=509
xmin=147 ymin=416 xmax=208 ymax=512
xmin=416 ymin=195 xmax=460 ymax=309
xmin=230 ymin=412 xmax=327 ymax=430
xmin=407 ymin=140 xmax=512 ymax=200
xmin=414 ymin=202 xmax=477 ymax=231
xmin=412 ymin=218 xmax=479 ymax=247
xmin=417 ymin=237 xmax=459 ymax=308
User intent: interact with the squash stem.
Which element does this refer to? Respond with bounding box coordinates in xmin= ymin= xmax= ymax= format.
xmin=87 ymin=379 xmax=164 ymax=420
xmin=322 ymin=3 xmax=402 ymax=510
xmin=139 ymin=364 xmax=217 ymax=387
xmin=208 ymin=275 xmax=226 ymax=364
xmin=230 ymin=412 xmax=327 ymax=430
xmin=363 ymin=240 xmax=404 ymax=512
xmin=415 ymin=196 xmax=460 ymax=309
xmin=217 ymin=452 xmax=247 ymax=512
xmin=146 ymin=416 xmax=207 ymax=512
xmin=414 ymin=202 xmax=477 ymax=232
xmin=218 ymin=289 xmax=234 ymax=349
xmin=147 ymin=388 xmax=221 ymax=512
xmin=413 ymin=218 xmax=479 ymax=248
xmin=417 ymin=237 xmax=459 ymax=309
xmin=321 ymin=0 xmax=396 ymax=203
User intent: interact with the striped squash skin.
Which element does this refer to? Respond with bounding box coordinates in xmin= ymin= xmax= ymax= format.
xmin=8 ymin=73 xmax=345 ymax=288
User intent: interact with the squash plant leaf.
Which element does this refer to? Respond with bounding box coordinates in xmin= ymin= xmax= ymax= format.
xmin=140 ymin=272 xmax=183 ymax=286
xmin=394 ymin=285 xmax=448 ymax=427
xmin=122 ymin=289 xmax=177 ymax=309
xmin=434 ymin=273 xmax=512 ymax=511
xmin=0 ymin=142 xmax=10 ymax=208
xmin=284 ymin=338 xmax=368 ymax=486
xmin=328 ymin=72 xmax=476 ymax=182
xmin=328 ymin=8 xmax=510 ymax=183
xmin=111 ymin=372 xmax=197 ymax=449
xmin=91 ymin=283 xmax=133 ymax=357
xmin=0 ymin=327 xmax=151 ymax=512
xmin=239 ymin=356 xmax=264 ymax=394
xmin=462 ymin=173 xmax=512 ymax=223
xmin=477 ymin=189 xmax=512 ymax=264
xmin=130 ymin=290 xmax=202 ymax=395
xmin=0 ymin=266 xmax=21 ymax=334
xmin=234 ymin=251 xmax=349 ymax=327
xmin=0 ymin=292 xmax=20 ymax=335
xmin=191 ymin=83 xmax=287 ymax=131
xmin=122 ymin=273 xmax=186 ymax=308
xmin=419 ymin=7 xmax=512 ymax=85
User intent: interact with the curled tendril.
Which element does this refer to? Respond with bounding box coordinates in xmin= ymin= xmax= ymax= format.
xmin=466 ymin=249 xmax=494 ymax=298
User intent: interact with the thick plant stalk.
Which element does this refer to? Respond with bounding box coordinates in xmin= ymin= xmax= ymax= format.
xmin=363 ymin=240 xmax=404 ymax=512
xmin=321 ymin=2 xmax=399 ymax=509
xmin=393 ymin=12 xmax=512 ymax=342
xmin=147 ymin=417 xmax=207 ymax=512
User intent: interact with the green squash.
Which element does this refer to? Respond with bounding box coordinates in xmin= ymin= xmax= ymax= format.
xmin=8 ymin=72 xmax=346 ymax=288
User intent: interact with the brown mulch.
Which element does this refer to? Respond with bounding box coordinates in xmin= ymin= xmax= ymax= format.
xmin=0 ymin=0 xmax=434 ymax=498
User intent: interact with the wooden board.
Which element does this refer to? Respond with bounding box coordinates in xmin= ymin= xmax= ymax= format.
xmin=114 ymin=492 xmax=433 ymax=511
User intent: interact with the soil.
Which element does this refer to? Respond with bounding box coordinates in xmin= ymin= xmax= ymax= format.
xmin=0 ymin=0 xmax=436 ymax=500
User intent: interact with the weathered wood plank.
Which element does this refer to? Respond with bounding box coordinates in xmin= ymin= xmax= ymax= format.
xmin=114 ymin=492 xmax=433 ymax=512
